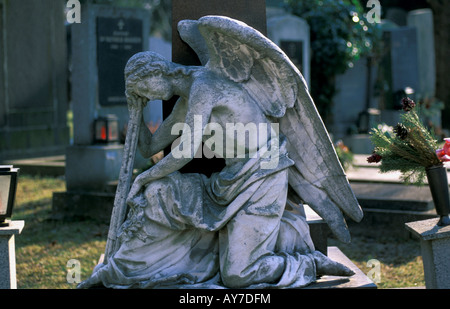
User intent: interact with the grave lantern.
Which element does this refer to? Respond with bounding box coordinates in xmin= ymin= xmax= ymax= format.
xmin=94 ymin=114 xmax=119 ymax=144
xmin=0 ymin=165 xmax=20 ymax=227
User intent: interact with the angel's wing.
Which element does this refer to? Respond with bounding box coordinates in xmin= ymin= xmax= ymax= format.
xmin=178 ymin=16 xmax=363 ymax=243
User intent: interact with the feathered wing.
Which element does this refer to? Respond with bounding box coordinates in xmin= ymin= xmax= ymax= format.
xmin=179 ymin=16 xmax=298 ymax=117
xmin=178 ymin=16 xmax=363 ymax=243
xmin=280 ymin=78 xmax=363 ymax=243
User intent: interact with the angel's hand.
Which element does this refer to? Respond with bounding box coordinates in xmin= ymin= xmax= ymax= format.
xmin=126 ymin=170 xmax=157 ymax=204
xmin=126 ymin=91 xmax=148 ymax=111
xmin=127 ymin=175 xmax=144 ymax=205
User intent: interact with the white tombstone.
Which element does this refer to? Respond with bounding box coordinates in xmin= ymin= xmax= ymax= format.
xmin=267 ymin=14 xmax=311 ymax=88
xmin=0 ymin=221 xmax=24 ymax=289
xmin=407 ymin=9 xmax=436 ymax=99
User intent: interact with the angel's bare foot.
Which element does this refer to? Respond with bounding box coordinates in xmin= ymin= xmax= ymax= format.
xmin=312 ymin=251 xmax=355 ymax=277
xmin=77 ymin=273 xmax=103 ymax=289
xmin=77 ymin=278 xmax=96 ymax=289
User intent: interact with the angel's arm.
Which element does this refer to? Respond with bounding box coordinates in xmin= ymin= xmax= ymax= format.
xmin=137 ymin=98 xmax=188 ymax=158
xmin=128 ymin=90 xmax=213 ymax=200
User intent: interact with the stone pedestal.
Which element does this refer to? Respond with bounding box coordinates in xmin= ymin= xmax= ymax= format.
xmin=65 ymin=145 xmax=123 ymax=192
xmin=304 ymin=205 xmax=329 ymax=256
xmin=406 ymin=218 xmax=450 ymax=289
xmin=0 ymin=220 xmax=24 ymax=289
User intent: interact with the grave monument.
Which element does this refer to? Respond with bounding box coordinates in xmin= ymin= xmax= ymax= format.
xmin=53 ymin=4 xmax=150 ymax=221
xmin=406 ymin=218 xmax=450 ymax=288
xmin=78 ymin=14 xmax=364 ymax=289
xmin=67 ymin=4 xmax=149 ymax=190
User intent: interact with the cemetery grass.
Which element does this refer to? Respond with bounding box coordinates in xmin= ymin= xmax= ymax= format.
xmin=12 ymin=175 xmax=424 ymax=289
xmin=12 ymin=175 xmax=108 ymax=289
xmin=329 ymin=223 xmax=425 ymax=289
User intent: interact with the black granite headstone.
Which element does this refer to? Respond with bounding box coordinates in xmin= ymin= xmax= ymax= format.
xmin=97 ymin=17 xmax=144 ymax=106
xmin=280 ymin=40 xmax=304 ymax=74
xmin=70 ymin=4 xmax=149 ymax=145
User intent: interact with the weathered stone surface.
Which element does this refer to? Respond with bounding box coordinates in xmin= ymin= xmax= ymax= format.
xmin=305 ymin=247 xmax=377 ymax=289
xmin=80 ymin=15 xmax=362 ymax=290
xmin=406 ymin=218 xmax=450 ymax=288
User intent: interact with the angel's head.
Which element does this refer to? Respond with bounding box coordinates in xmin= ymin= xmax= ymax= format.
xmin=125 ymin=51 xmax=194 ymax=100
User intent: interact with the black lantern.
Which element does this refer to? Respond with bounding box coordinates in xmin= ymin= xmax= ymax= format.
xmin=94 ymin=114 xmax=119 ymax=144
xmin=0 ymin=166 xmax=19 ymax=227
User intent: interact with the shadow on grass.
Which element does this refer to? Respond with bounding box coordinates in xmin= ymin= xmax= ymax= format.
xmin=329 ymin=220 xmax=425 ymax=288
xmin=12 ymin=195 xmax=110 ymax=249
xmin=334 ymin=222 xmax=421 ymax=262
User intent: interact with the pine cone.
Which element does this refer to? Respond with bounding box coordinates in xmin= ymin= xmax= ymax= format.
xmin=394 ymin=123 xmax=408 ymax=140
xmin=367 ymin=153 xmax=382 ymax=163
xmin=401 ymin=97 xmax=416 ymax=112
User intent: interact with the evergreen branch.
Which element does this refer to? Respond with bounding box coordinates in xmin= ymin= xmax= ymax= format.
xmin=368 ymin=98 xmax=443 ymax=186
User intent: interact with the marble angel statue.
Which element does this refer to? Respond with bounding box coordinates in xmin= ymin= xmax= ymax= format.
xmin=79 ymin=16 xmax=363 ymax=289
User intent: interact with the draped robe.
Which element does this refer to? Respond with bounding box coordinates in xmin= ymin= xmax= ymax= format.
xmin=84 ymin=136 xmax=322 ymax=289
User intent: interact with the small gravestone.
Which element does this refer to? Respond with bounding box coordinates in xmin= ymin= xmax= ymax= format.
xmin=267 ymin=14 xmax=311 ymax=88
xmin=336 ymin=57 xmax=382 ymax=154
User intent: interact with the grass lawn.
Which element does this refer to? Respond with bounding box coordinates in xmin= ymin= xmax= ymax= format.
xmin=329 ymin=227 xmax=425 ymax=289
xmin=11 ymin=175 xmax=425 ymax=289
xmin=12 ymin=175 xmax=108 ymax=289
